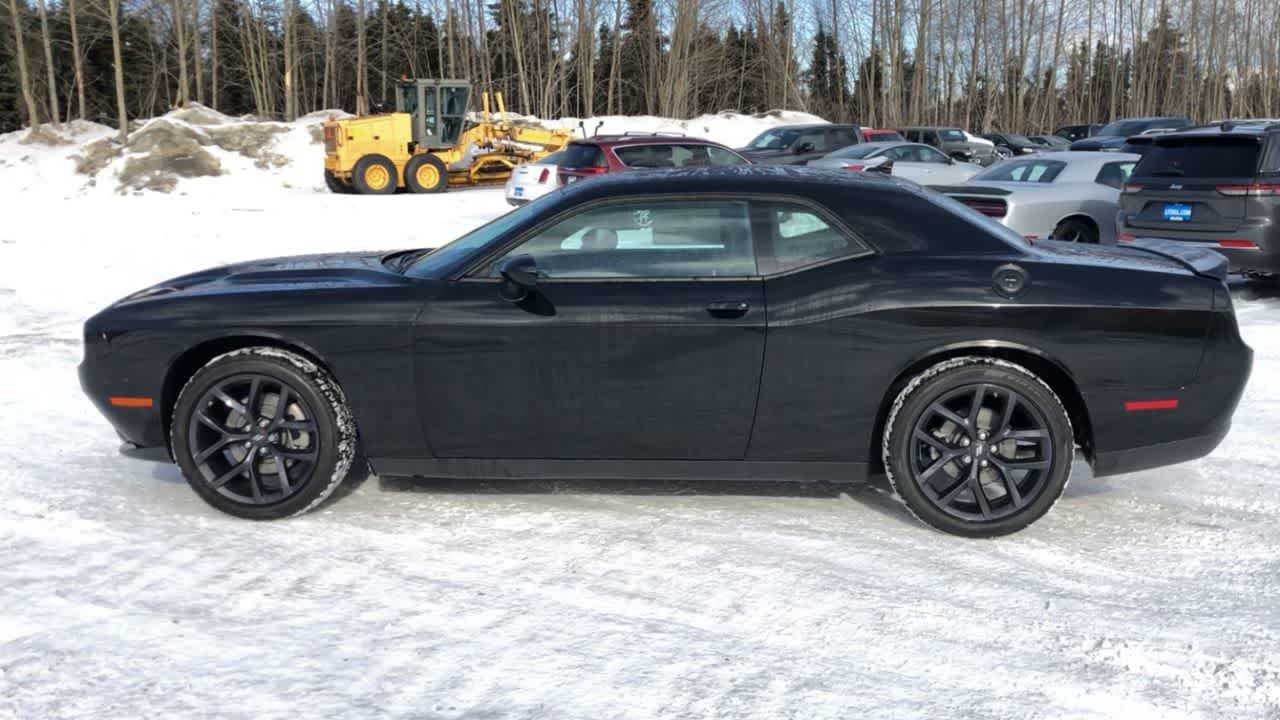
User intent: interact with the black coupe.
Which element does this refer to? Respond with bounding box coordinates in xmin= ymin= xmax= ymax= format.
xmin=80 ymin=167 xmax=1252 ymax=536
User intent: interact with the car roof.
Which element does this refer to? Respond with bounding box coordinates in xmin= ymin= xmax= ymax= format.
xmin=900 ymin=126 xmax=963 ymax=131
xmin=571 ymin=134 xmax=734 ymax=148
xmin=554 ymin=164 xmax=917 ymax=199
xmin=1155 ymin=121 xmax=1280 ymax=139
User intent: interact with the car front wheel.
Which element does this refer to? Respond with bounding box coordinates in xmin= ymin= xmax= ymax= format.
xmin=882 ymin=357 xmax=1074 ymax=537
xmin=171 ymin=347 xmax=358 ymax=519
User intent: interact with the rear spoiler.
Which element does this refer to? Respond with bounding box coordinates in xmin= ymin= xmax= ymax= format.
xmin=1125 ymin=238 xmax=1229 ymax=282
xmin=932 ymin=185 xmax=1012 ymax=196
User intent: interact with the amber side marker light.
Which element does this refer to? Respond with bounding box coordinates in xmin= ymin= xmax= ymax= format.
xmin=109 ymin=396 xmax=154 ymax=408
xmin=1124 ymin=399 xmax=1179 ymax=412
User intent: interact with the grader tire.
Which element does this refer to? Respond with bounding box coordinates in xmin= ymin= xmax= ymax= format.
xmin=404 ymin=154 xmax=449 ymax=194
xmin=351 ymin=155 xmax=398 ymax=195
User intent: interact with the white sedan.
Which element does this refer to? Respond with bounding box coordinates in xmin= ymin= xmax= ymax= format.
xmin=807 ymin=142 xmax=982 ymax=186
xmin=504 ymin=150 xmax=566 ymax=206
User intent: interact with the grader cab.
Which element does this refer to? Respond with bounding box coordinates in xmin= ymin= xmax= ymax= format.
xmin=322 ymin=79 xmax=573 ymax=195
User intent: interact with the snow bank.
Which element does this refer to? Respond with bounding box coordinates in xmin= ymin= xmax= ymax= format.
xmin=0 ymin=105 xmax=826 ymax=197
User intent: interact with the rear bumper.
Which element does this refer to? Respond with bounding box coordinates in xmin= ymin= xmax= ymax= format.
xmin=1093 ymin=422 xmax=1230 ymax=476
xmin=1118 ymin=217 xmax=1279 ymax=273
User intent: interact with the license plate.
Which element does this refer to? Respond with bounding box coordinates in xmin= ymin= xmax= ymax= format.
xmin=513 ymin=186 xmax=524 ymax=197
xmin=1163 ymin=203 xmax=1192 ymax=222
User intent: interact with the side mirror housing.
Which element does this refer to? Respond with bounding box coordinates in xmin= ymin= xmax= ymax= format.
xmin=795 ymin=142 xmax=815 ymax=154
xmin=496 ymin=254 xmax=538 ymax=302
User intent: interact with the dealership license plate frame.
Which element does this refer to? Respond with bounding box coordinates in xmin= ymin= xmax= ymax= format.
xmin=1163 ymin=203 xmax=1193 ymax=223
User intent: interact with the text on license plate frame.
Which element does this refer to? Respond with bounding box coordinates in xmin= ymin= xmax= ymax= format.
xmin=1163 ymin=203 xmax=1193 ymax=223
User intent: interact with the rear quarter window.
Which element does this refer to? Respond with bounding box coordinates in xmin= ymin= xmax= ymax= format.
xmin=562 ymin=143 xmax=606 ymax=168
xmin=1133 ymin=141 xmax=1261 ymax=179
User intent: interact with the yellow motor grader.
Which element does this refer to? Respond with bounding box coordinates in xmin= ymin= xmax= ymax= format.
xmin=322 ymin=79 xmax=573 ymax=194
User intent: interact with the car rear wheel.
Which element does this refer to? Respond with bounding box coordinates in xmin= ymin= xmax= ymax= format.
xmin=171 ymin=348 xmax=358 ymax=519
xmin=324 ymin=170 xmax=353 ymax=194
xmin=1051 ymin=217 xmax=1099 ymax=244
xmin=882 ymin=357 xmax=1074 ymax=537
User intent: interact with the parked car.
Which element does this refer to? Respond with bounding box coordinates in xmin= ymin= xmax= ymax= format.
xmin=901 ymin=126 xmax=997 ymax=165
xmin=1054 ymin=124 xmax=1102 ymax=142
xmin=737 ymin=123 xmax=862 ymax=164
xmin=1029 ymin=135 xmax=1072 ymax=150
xmin=556 ymin=134 xmax=749 ymax=185
xmin=962 ymin=131 xmax=1002 ymax=166
xmin=983 ymin=132 xmax=1042 ymax=157
xmin=862 ymin=127 xmax=905 ymax=143
xmin=80 ymin=166 xmax=1250 ymax=537
xmin=936 ymin=151 xmax=1140 ymax=244
xmin=808 ymin=141 xmax=982 ymax=185
xmin=504 ymin=150 xmax=566 ymax=206
xmin=1069 ymin=116 xmax=1192 ymax=152
xmin=1116 ymin=121 xmax=1280 ymax=278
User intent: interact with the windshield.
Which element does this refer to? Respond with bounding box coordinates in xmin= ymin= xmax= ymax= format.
xmin=749 ymin=129 xmax=799 ymax=149
xmin=1096 ymin=120 xmax=1150 ymax=137
xmin=829 ymin=144 xmax=884 ymax=160
xmin=405 ymin=196 xmax=553 ymax=276
xmin=939 ymin=129 xmax=967 ymax=142
xmin=1005 ymin=133 xmax=1034 ymax=145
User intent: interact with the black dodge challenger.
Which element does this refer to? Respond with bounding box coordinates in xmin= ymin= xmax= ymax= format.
xmin=80 ymin=166 xmax=1252 ymax=536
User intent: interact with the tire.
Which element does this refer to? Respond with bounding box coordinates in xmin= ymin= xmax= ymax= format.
xmin=404 ymin=154 xmax=449 ymax=194
xmin=882 ymin=357 xmax=1074 ymax=537
xmin=171 ymin=347 xmax=358 ymax=520
xmin=1051 ymin=217 xmax=1099 ymax=244
xmin=324 ymin=169 xmax=353 ymax=194
xmin=994 ymin=145 xmax=1015 ymax=159
xmin=351 ymin=154 xmax=398 ymax=195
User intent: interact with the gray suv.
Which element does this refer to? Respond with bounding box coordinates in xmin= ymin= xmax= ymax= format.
xmin=1117 ymin=122 xmax=1280 ymax=278
xmin=900 ymin=126 xmax=997 ymax=165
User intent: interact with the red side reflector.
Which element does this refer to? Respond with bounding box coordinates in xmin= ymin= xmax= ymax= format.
xmin=110 ymin=396 xmax=154 ymax=408
xmin=1118 ymin=233 xmax=1136 ymax=243
xmin=1219 ymin=239 xmax=1258 ymax=249
xmin=1124 ymin=399 xmax=1179 ymax=412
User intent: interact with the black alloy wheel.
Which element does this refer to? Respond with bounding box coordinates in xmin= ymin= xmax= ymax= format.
xmin=186 ymin=374 xmax=320 ymax=506
xmin=883 ymin=357 xmax=1074 ymax=537
xmin=908 ymin=383 xmax=1053 ymax=523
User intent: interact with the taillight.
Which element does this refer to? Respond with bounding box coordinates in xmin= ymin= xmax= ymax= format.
xmin=1219 ymin=239 xmax=1259 ymax=249
xmin=1121 ymin=183 xmax=1143 ymax=194
xmin=538 ymin=168 xmax=550 ymax=184
xmin=577 ymin=166 xmax=608 ymax=175
xmin=843 ymin=164 xmax=865 ymax=172
xmin=1216 ymin=183 xmax=1280 ymax=196
xmin=958 ymin=198 xmax=1007 ymax=218
xmin=1118 ymin=233 xmax=1137 ymax=243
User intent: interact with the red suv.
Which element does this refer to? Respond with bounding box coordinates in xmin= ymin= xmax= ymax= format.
xmin=557 ymin=134 xmax=750 ymax=185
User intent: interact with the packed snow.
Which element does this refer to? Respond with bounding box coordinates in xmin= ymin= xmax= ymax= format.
xmin=1 ymin=111 xmax=1279 ymax=720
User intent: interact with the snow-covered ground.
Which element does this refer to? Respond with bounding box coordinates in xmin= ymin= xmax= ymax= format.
xmin=1 ymin=115 xmax=1279 ymax=720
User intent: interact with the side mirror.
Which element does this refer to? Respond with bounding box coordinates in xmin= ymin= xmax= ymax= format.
xmin=946 ymin=156 xmax=956 ymax=165
xmin=795 ymin=142 xmax=815 ymax=154
xmin=496 ymin=254 xmax=538 ymax=302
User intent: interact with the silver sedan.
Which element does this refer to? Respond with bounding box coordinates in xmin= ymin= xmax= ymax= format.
xmin=936 ymin=151 xmax=1140 ymax=244
xmin=808 ymin=142 xmax=982 ymax=186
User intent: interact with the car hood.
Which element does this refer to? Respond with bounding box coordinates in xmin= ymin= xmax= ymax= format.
xmin=1070 ymin=136 xmax=1126 ymax=151
xmin=116 ymin=250 xmax=410 ymax=305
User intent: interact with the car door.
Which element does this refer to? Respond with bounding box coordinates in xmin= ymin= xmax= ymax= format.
xmin=917 ymin=145 xmax=975 ymax=184
xmin=415 ymin=197 xmax=766 ymax=460
xmin=885 ymin=146 xmax=933 ymax=183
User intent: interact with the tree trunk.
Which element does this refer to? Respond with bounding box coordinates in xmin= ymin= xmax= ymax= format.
xmin=108 ymin=0 xmax=128 ymax=140
xmin=172 ymin=0 xmax=189 ymax=106
xmin=191 ymin=0 xmax=205 ymax=105
xmin=68 ymin=0 xmax=86 ymax=120
xmin=356 ymin=0 xmax=368 ymax=114
xmin=7 ymin=0 xmax=39 ymax=127
xmin=34 ymin=0 xmax=58 ymax=124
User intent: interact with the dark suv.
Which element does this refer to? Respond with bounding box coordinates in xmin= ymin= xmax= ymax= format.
xmin=1070 ymin=116 xmax=1192 ymax=151
xmin=557 ymin=134 xmax=749 ymax=185
xmin=737 ymin=124 xmax=862 ymax=165
xmin=1117 ymin=122 xmax=1280 ymax=277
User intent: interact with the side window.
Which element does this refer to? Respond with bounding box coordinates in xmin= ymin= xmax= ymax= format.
xmin=493 ymin=200 xmax=755 ymax=279
xmin=707 ymin=147 xmax=748 ymax=166
xmin=829 ymin=128 xmax=858 ymax=148
xmin=797 ymin=130 xmax=827 ymax=152
xmin=903 ymin=129 xmax=918 ymax=142
xmin=1261 ymin=136 xmax=1280 ymax=174
xmin=1095 ymin=161 xmax=1135 ymax=189
xmin=885 ymin=147 xmax=912 ymax=161
xmin=614 ymin=145 xmax=676 ymax=168
xmin=925 ymin=131 xmax=941 ymax=146
xmin=760 ymin=202 xmax=865 ymax=274
xmin=919 ymin=146 xmax=950 ymax=163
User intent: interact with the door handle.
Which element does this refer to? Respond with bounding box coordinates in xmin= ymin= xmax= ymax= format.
xmin=706 ymin=301 xmax=750 ymax=318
